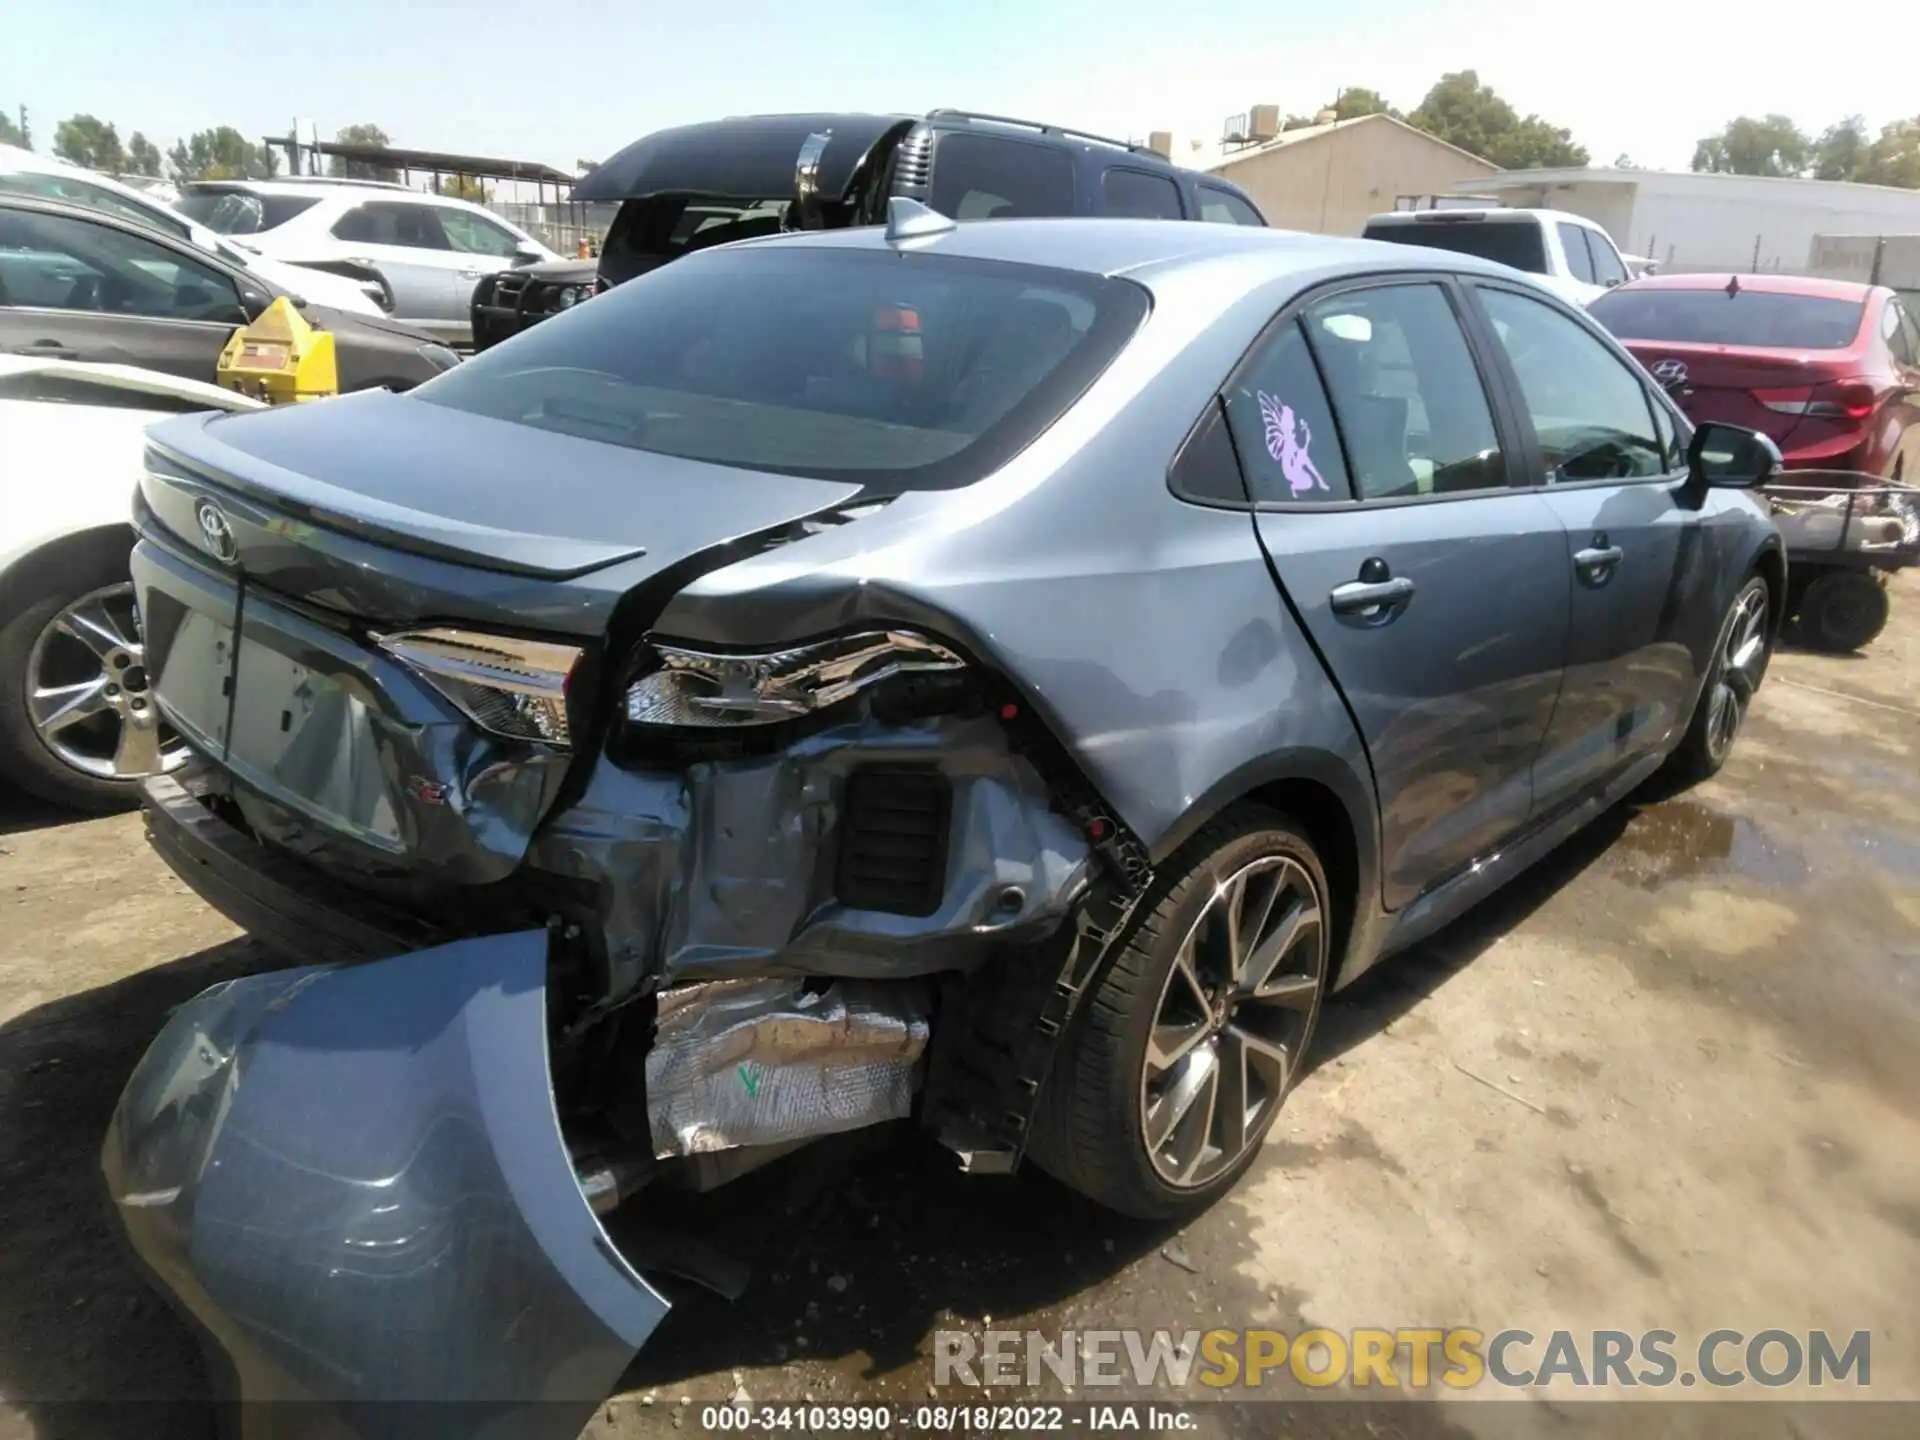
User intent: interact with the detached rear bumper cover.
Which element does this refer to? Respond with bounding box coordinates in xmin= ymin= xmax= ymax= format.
xmin=102 ymin=931 xmax=667 ymax=1429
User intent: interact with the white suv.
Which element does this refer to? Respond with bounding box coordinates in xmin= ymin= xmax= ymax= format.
xmin=178 ymin=179 xmax=558 ymax=346
xmin=1361 ymin=207 xmax=1630 ymax=307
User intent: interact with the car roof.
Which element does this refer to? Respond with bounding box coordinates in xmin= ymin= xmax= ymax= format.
xmin=1365 ymin=206 xmax=1595 ymax=227
xmin=183 ymin=178 xmax=456 ymax=204
xmin=1610 ymin=271 xmax=1880 ymax=301
xmin=742 ymin=214 xmax=1530 ymax=285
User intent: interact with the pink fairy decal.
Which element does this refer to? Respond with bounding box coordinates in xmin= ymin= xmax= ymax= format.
xmin=1258 ymin=390 xmax=1327 ymax=495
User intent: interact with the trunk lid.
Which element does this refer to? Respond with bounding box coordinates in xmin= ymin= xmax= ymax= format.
xmin=1621 ymin=340 xmax=1864 ymax=450
xmin=145 ymin=393 xmax=864 ymax=583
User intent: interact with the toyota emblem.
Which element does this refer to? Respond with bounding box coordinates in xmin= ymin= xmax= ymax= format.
xmin=195 ymin=499 xmax=239 ymax=564
xmin=1650 ymin=358 xmax=1689 ymax=389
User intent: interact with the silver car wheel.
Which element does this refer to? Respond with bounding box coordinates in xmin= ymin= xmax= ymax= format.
xmin=1140 ymin=853 xmax=1326 ymax=1188
xmin=1706 ymin=582 xmax=1768 ymax=764
xmin=26 ymin=582 xmax=187 ymax=782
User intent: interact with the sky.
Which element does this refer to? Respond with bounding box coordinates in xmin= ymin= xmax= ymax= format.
xmin=8 ymin=0 xmax=1910 ymax=182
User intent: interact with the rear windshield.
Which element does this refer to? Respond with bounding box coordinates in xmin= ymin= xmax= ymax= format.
xmin=414 ymin=245 xmax=1147 ymax=488
xmin=1364 ymin=218 xmax=1548 ymax=274
xmin=1588 ymin=288 xmax=1866 ymax=350
xmin=176 ymin=190 xmax=320 ymax=235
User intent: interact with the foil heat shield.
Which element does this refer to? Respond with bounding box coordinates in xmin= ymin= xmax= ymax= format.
xmin=645 ymin=977 xmax=932 ymax=1157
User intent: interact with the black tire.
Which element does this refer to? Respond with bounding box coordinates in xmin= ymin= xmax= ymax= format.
xmin=1029 ymin=803 xmax=1331 ymax=1219
xmin=1666 ymin=573 xmax=1771 ymax=786
xmin=1798 ymin=570 xmax=1889 ymax=652
xmin=0 ymin=536 xmax=152 ymax=812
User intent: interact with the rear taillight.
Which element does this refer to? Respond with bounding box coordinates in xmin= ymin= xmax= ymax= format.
xmin=1757 ymin=380 xmax=1876 ymax=421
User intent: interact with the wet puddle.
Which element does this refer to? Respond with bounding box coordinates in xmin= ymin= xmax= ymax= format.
xmin=1844 ymin=825 xmax=1920 ymax=880
xmin=1606 ymin=801 xmax=1811 ymax=891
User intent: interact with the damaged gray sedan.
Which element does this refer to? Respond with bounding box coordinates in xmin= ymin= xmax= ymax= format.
xmin=106 ymin=203 xmax=1785 ymax=1427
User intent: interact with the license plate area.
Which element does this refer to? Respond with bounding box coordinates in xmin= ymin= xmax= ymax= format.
xmin=131 ymin=542 xmax=239 ymax=758
xmin=224 ymin=610 xmax=406 ymax=854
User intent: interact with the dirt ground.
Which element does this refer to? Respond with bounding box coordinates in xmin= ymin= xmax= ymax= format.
xmin=2 ymin=576 xmax=1917 ymax=1440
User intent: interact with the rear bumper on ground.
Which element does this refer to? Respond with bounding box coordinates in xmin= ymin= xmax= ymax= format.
xmin=101 ymin=930 xmax=669 ymax=1433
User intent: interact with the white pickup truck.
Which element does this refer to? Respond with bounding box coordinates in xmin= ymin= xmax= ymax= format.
xmin=1361 ymin=207 xmax=1631 ymax=307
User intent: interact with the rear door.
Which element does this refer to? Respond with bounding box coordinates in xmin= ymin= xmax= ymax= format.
xmin=1466 ymin=281 xmax=1706 ymax=809
xmin=1237 ymin=277 xmax=1570 ymax=909
xmin=327 ymin=200 xmax=465 ymax=328
xmin=0 ymin=207 xmax=245 ymax=380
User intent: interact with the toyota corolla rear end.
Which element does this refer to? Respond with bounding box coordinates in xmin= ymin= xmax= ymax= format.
xmin=1589 ymin=275 xmax=1896 ymax=473
xmin=108 ymin=234 xmax=1149 ymax=1430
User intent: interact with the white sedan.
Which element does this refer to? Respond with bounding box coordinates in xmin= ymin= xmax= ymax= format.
xmin=0 ymin=356 xmax=261 ymax=809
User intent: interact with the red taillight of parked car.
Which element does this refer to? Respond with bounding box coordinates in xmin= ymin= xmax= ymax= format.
xmin=1757 ymin=380 xmax=1877 ymax=421
xmin=868 ymin=306 xmax=924 ymax=380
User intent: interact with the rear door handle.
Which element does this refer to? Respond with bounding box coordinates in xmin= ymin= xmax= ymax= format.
xmin=1330 ymin=576 xmax=1416 ymax=615
xmin=1574 ymin=545 xmax=1625 ymax=570
xmin=13 ymin=339 xmax=81 ymax=359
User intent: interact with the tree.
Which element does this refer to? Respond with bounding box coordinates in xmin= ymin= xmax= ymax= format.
xmin=1331 ymin=87 xmax=1399 ymax=122
xmin=52 ymin=113 xmax=125 ymax=172
xmin=1612 ymin=153 xmax=1640 ymax=169
xmin=124 ymin=132 xmax=164 ymax=178
xmin=1860 ymin=117 xmax=1920 ymax=190
xmin=1690 ymin=114 xmax=1810 ymax=177
xmin=433 ymin=174 xmax=491 ymax=204
xmin=0 ymin=104 xmax=25 ymax=149
xmin=1408 ymin=71 xmax=1588 ymax=168
xmin=329 ymin=123 xmax=400 ymax=182
xmin=1813 ymin=116 xmax=1869 ymax=182
xmin=167 ymin=126 xmax=276 ymax=181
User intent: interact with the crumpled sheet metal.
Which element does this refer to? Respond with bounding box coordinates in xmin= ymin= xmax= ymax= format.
xmin=645 ymin=976 xmax=930 ymax=1158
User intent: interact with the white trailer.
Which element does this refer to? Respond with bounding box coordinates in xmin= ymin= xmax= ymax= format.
xmin=1454 ymin=167 xmax=1920 ymax=277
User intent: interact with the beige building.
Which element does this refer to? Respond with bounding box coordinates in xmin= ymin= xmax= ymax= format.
xmin=1201 ymin=113 xmax=1498 ymax=236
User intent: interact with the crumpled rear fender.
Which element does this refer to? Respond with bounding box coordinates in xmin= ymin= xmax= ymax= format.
xmin=102 ymin=931 xmax=667 ymax=1436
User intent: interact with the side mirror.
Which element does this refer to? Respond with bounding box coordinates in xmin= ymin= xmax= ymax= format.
xmin=1685 ymin=421 xmax=1780 ymax=498
xmin=513 ymin=239 xmax=545 ymax=263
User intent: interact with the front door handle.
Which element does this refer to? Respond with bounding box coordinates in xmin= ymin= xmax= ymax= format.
xmin=1330 ymin=575 xmax=1417 ymax=616
xmin=1574 ymin=544 xmax=1625 ymax=572
xmin=13 ymin=339 xmax=81 ymax=359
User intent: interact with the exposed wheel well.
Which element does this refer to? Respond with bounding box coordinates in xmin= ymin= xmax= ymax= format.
xmin=0 ymin=525 xmax=133 ymax=620
xmin=1244 ymin=776 xmax=1360 ymax=986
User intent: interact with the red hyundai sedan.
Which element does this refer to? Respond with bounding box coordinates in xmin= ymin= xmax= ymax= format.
xmin=1589 ymin=273 xmax=1920 ymax=478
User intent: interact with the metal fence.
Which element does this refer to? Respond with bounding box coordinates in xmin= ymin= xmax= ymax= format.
xmin=486 ymin=199 xmax=620 ymax=258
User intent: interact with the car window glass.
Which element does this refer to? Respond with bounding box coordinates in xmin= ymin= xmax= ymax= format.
xmin=1301 ymin=283 xmax=1505 ymax=499
xmin=0 ymin=209 xmax=244 ymax=323
xmin=1101 ymin=168 xmax=1182 ymax=220
xmin=0 ymin=171 xmax=189 ymax=239
xmin=1479 ymin=286 xmax=1666 ymax=482
xmin=1362 ymin=218 xmax=1548 ymax=274
xmin=1649 ymin=393 xmax=1682 ymax=470
xmin=415 ymin=247 xmax=1146 ymax=489
xmin=928 ymin=133 xmax=1075 ymax=219
xmin=1878 ymin=300 xmax=1907 ymax=364
xmin=330 ymin=200 xmax=453 ymax=250
xmin=178 ymin=191 xmax=319 ymax=235
xmin=1557 ymin=223 xmax=1596 ymax=284
xmin=438 ymin=208 xmax=523 ymax=258
xmin=1587 ymin=229 xmax=1629 ymax=287
xmin=1588 ymin=288 xmax=1864 ymax=349
xmin=1222 ymin=320 xmax=1352 ymax=503
xmin=1897 ymin=302 xmax=1920 ymax=367
xmin=1197 ymin=186 xmax=1264 ymax=226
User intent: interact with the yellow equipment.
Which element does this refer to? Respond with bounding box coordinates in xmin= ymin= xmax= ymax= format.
xmin=216 ymin=296 xmax=339 ymax=403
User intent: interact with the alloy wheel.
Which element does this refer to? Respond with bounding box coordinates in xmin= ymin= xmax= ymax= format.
xmin=26 ymin=582 xmax=187 ymax=782
xmin=1140 ymin=853 xmax=1326 ymax=1188
xmin=1705 ymin=583 xmax=1768 ymax=764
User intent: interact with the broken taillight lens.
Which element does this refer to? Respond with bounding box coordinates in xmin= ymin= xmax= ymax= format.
xmin=375 ymin=627 xmax=582 ymax=748
xmin=624 ymin=631 xmax=965 ymax=729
